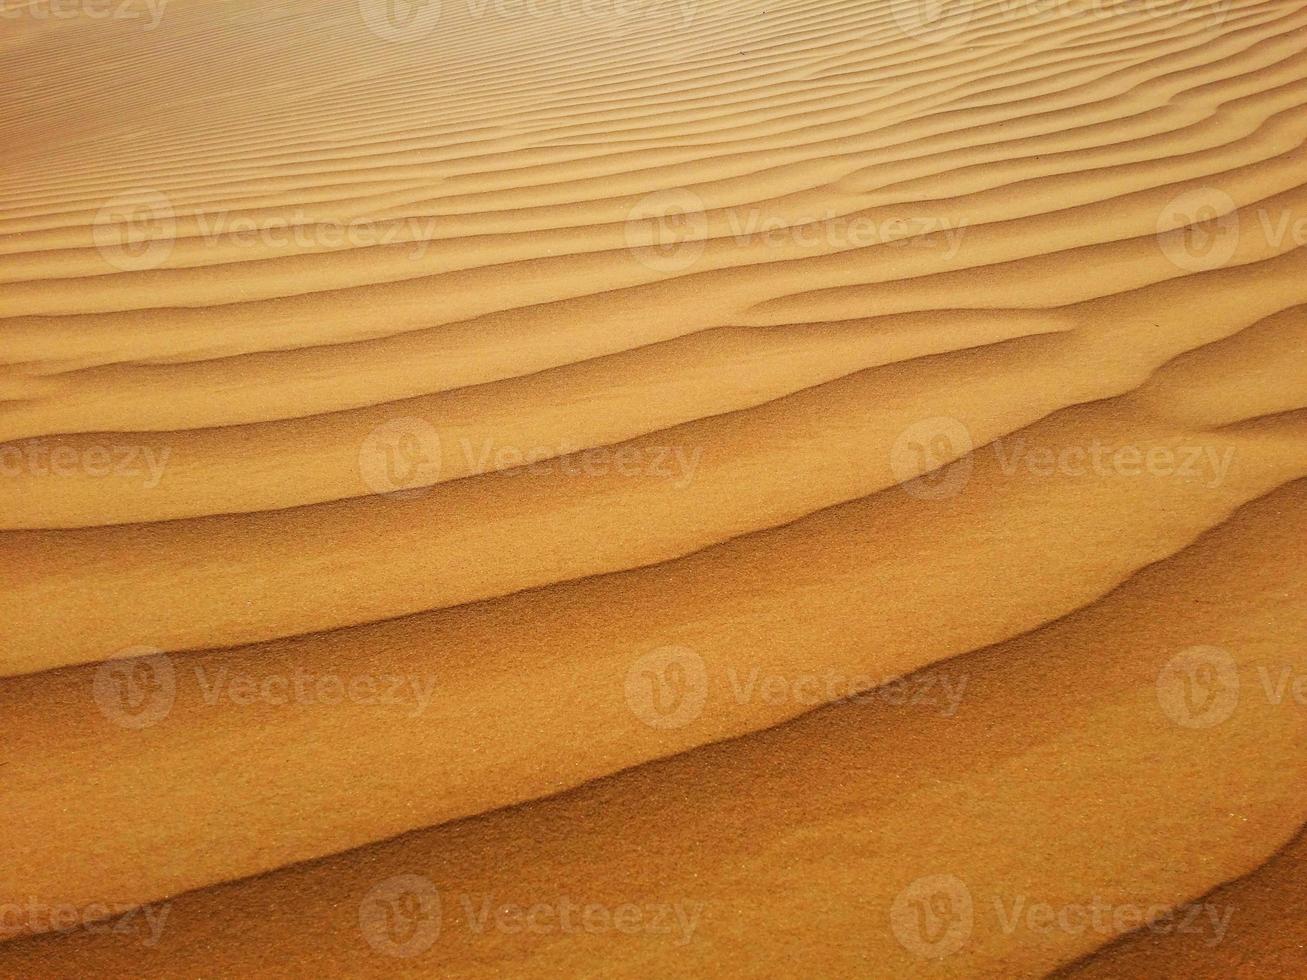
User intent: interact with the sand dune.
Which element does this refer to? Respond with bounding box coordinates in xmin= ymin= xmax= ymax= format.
xmin=3 ymin=0 xmax=1305 ymax=974
xmin=3 ymin=482 xmax=1305 ymax=975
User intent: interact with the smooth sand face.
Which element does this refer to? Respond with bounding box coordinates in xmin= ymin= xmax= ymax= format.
xmin=2 ymin=0 xmax=1305 ymax=974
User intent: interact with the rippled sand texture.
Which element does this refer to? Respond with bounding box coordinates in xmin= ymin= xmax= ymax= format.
xmin=2 ymin=0 xmax=1306 ymax=975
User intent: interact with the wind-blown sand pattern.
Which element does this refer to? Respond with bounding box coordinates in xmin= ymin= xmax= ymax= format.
xmin=2 ymin=0 xmax=1305 ymax=974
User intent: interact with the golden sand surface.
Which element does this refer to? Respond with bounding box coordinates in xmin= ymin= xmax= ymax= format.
xmin=1 ymin=0 xmax=1304 ymax=974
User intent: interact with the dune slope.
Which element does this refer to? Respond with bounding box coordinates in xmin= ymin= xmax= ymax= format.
xmin=2 ymin=0 xmax=1304 ymax=975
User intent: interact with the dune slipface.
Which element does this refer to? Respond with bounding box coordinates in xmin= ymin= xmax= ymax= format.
xmin=2 ymin=0 xmax=1304 ymax=975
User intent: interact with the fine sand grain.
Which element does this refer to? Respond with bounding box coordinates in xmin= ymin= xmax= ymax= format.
xmin=2 ymin=0 xmax=1305 ymax=974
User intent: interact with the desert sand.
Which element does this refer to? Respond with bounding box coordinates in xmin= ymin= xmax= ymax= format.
xmin=1 ymin=0 xmax=1305 ymax=974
